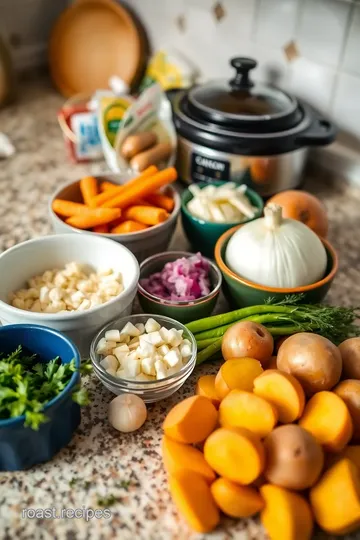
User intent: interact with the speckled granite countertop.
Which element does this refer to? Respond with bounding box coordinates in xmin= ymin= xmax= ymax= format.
xmin=1 ymin=77 xmax=360 ymax=540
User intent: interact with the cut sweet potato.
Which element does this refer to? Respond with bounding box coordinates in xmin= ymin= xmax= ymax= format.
xmin=310 ymin=458 xmax=360 ymax=535
xmin=162 ymin=436 xmax=216 ymax=484
xmin=168 ymin=471 xmax=220 ymax=533
xmin=260 ymin=484 xmax=313 ymax=540
xmin=196 ymin=375 xmax=220 ymax=408
xmin=334 ymin=380 xmax=360 ymax=442
xmin=219 ymin=390 xmax=278 ymax=438
xmin=325 ymin=445 xmax=360 ymax=473
xmin=210 ymin=477 xmax=264 ymax=518
xmin=203 ymin=427 xmax=265 ymax=485
xmin=253 ymin=369 xmax=305 ymax=423
xmin=299 ymin=391 xmax=353 ymax=452
xmin=215 ymin=357 xmax=263 ymax=400
xmin=163 ymin=395 xmax=218 ymax=444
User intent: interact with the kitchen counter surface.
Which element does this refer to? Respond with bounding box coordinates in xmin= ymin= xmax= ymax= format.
xmin=1 ymin=77 xmax=360 ymax=540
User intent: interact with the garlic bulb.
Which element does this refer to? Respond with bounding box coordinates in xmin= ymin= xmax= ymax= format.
xmin=108 ymin=393 xmax=147 ymax=433
xmin=225 ymin=203 xmax=327 ymax=288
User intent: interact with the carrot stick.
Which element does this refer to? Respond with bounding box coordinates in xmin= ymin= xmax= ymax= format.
xmin=145 ymin=192 xmax=175 ymax=212
xmin=111 ymin=220 xmax=148 ymax=234
xmin=90 ymin=166 xmax=158 ymax=208
xmin=80 ymin=176 xmax=98 ymax=205
xmin=102 ymin=167 xmax=178 ymax=209
xmin=52 ymin=199 xmax=90 ymax=218
xmin=100 ymin=181 xmax=118 ymax=193
xmin=123 ymin=205 xmax=169 ymax=225
xmin=66 ymin=208 xmax=121 ymax=230
xmin=93 ymin=224 xmax=109 ymax=233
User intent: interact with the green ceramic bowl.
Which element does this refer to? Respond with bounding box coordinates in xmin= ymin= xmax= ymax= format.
xmin=181 ymin=182 xmax=264 ymax=258
xmin=215 ymin=225 xmax=339 ymax=307
xmin=137 ymin=251 xmax=222 ymax=324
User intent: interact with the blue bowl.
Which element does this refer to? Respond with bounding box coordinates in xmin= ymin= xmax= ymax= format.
xmin=0 ymin=324 xmax=81 ymax=471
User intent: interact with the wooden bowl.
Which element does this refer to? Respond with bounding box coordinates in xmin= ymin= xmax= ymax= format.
xmin=49 ymin=0 xmax=144 ymax=96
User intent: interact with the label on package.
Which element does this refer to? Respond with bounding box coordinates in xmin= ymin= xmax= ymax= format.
xmin=191 ymin=152 xmax=231 ymax=183
xmin=70 ymin=111 xmax=103 ymax=161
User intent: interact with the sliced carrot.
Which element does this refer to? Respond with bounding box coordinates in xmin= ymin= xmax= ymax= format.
xmin=123 ymin=205 xmax=169 ymax=226
xmin=52 ymin=199 xmax=89 ymax=218
xmin=111 ymin=220 xmax=148 ymax=234
xmin=146 ymin=192 xmax=175 ymax=212
xmin=162 ymin=435 xmax=216 ymax=484
xmin=102 ymin=167 xmax=177 ymax=209
xmin=90 ymin=166 xmax=158 ymax=208
xmin=93 ymin=224 xmax=109 ymax=233
xmin=80 ymin=176 xmax=98 ymax=206
xmin=66 ymin=208 xmax=121 ymax=230
xmin=100 ymin=181 xmax=117 ymax=193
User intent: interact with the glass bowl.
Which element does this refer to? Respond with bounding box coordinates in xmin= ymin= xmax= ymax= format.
xmin=137 ymin=251 xmax=222 ymax=324
xmin=90 ymin=313 xmax=197 ymax=403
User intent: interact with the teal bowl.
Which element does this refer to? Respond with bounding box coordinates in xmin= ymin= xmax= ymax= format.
xmin=181 ymin=182 xmax=264 ymax=258
xmin=215 ymin=225 xmax=339 ymax=308
xmin=137 ymin=251 xmax=222 ymax=324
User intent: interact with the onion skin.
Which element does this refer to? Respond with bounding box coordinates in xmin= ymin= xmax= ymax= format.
xmin=264 ymin=425 xmax=324 ymax=490
xmin=222 ymin=322 xmax=273 ymax=367
xmin=277 ymin=333 xmax=342 ymax=396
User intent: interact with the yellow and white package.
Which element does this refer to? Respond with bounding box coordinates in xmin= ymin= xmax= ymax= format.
xmin=139 ymin=49 xmax=198 ymax=92
xmin=95 ymin=78 xmax=134 ymax=170
xmin=114 ymin=84 xmax=177 ymax=173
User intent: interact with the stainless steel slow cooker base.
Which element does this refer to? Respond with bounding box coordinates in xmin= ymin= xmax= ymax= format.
xmin=176 ymin=136 xmax=308 ymax=198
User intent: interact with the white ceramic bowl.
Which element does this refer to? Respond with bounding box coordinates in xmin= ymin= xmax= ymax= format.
xmin=0 ymin=234 xmax=139 ymax=356
xmin=48 ymin=172 xmax=181 ymax=263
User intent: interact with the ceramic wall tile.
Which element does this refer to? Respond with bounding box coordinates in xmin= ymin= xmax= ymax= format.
xmin=297 ymin=0 xmax=351 ymax=68
xmin=288 ymin=58 xmax=336 ymax=113
xmin=332 ymin=73 xmax=360 ymax=138
xmin=342 ymin=4 xmax=360 ymax=76
xmin=255 ymin=0 xmax=299 ymax=48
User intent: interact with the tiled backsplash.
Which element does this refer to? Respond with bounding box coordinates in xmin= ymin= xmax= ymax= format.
xmin=128 ymin=0 xmax=360 ymax=142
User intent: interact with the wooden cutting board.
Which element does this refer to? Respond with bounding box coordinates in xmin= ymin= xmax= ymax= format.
xmin=49 ymin=0 xmax=145 ymax=97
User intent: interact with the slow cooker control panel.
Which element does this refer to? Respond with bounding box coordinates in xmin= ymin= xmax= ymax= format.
xmin=191 ymin=151 xmax=231 ymax=183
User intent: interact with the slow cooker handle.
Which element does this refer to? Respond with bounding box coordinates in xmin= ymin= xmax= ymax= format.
xmin=296 ymin=117 xmax=337 ymax=146
xmin=229 ymin=57 xmax=257 ymax=90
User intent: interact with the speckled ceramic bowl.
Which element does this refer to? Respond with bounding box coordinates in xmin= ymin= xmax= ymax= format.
xmin=215 ymin=225 xmax=338 ymax=307
xmin=49 ymin=172 xmax=181 ymax=263
xmin=181 ymin=182 xmax=264 ymax=258
xmin=0 ymin=324 xmax=81 ymax=471
xmin=137 ymin=251 xmax=222 ymax=324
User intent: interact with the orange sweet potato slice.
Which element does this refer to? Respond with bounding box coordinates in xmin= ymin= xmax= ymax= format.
xmin=162 ymin=435 xmax=216 ymax=484
xmin=253 ymin=369 xmax=305 ymax=423
xmin=211 ymin=477 xmax=264 ymax=518
xmin=196 ymin=375 xmax=220 ymax=408
xmin=163 ymin=395 xmax=218 ymax=444
xmin=299 ymin=391 xmax=353 ymax=452
xmin=203 ymin=427 xmax=265 ymax=485
xmin=168 ymin=471 xmax=220 ymax=533
xmin=310 ymin=459 xmax=360 ymax=535
xmin=219 ymin=390 xmax=278 ymax=438
xmin=260 ymin=484 xmax=313 ymax=540
xmin=215 ymin=357 xmax=263 ymax=400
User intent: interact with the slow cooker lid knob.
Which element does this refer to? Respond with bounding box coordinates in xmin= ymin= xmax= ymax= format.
xmin=229 ymin=57 xmax=257 ymax=90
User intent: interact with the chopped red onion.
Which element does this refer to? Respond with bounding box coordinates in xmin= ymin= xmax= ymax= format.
xmin=140 ymin=253 xmax=212 ymax=301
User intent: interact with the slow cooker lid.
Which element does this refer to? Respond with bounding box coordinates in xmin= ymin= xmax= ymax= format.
xmin=187 ymin=57 xmax=301 ymax=132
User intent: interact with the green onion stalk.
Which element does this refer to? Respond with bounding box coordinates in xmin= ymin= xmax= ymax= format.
xmin=186 ymin=295 xmax=360 ymax=365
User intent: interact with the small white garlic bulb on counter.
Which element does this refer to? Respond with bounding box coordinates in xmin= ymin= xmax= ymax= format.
xmin=225 ymin=203 xmax=328 ymax=289
xmin=108 ymin=393 xmax=147 ymax=433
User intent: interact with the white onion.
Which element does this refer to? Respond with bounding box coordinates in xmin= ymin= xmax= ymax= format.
xmin=225 ymin=203 xmax=327 ymax=289
xmin=108 ymin=394 xmax=147 ymax=433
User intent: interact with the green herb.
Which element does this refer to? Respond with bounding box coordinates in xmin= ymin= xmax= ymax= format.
xmin=0 ymin=346 xmax=89 ymax=429
xmin=97 ymin=494 xmax=118 ymax=507
xmin=187 ymin=298 xmax=360 ymax=365
xmin=69 ymin=478 xmax=78 ymax=488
